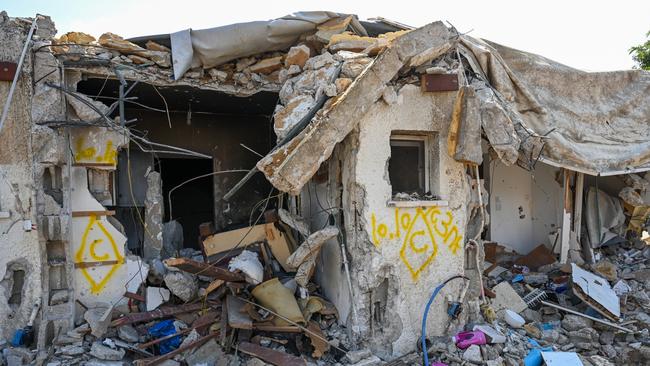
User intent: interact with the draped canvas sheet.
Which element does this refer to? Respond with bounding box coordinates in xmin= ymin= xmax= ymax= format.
xmin=460 ymin=36 xmax=650 ymax=175
xmin=170 ymin=11 xmax=364 ymax=80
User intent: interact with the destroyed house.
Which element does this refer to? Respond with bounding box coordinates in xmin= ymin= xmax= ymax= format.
xmin=0 ymin=9 xmax=649 ymax=365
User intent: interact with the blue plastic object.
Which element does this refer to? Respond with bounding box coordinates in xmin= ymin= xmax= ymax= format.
xmin=421 ymin=275 xmax=467 ymax=366
xmin=148 ymin=319 xmax=181 ymax=354
xmin=523 ymin=346 xmax=553 ymax=366
xmin=511 ymin=274 xmax=524 ymax=283
xmin=11 ymin=329 xmax=26 ymax=347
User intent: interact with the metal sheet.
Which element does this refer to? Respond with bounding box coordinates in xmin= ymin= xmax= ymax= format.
xmin=0 ymin=62 xmax=17 ymax=81
xmin=420 ymin=73 xmax=459 ymax=92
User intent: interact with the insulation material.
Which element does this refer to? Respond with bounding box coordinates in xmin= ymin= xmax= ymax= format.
xmin=171 ymin=11 xmax=365 ymax=79
xmin=585 ymin=187 xmax=625 ymax=247
xmin=459 ymin=36 xmax=650 ymax=175
xmin=228 ymin=250 xmax=264 ymax=285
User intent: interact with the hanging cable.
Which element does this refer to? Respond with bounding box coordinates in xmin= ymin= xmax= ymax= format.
xmin=167 ymin=170 xmax=249 ymax=220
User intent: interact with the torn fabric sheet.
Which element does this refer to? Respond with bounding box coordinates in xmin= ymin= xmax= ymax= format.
xmin=460 ymin=36 xmax=650 ymax=175
xmin=171 ymin=11 xmax=365 ymax=80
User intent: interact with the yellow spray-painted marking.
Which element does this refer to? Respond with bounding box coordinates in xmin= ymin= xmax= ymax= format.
xmin=75 ymin=215 xmax=123 ymax=294
xmin=371 ymin=206 xmax=463 ymax=281
xmin=74 ymin=138 xmax=117 ymax=165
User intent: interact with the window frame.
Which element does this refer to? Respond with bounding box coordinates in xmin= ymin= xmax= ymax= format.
xmin=389 ymin=134 xmax=430 ymax=195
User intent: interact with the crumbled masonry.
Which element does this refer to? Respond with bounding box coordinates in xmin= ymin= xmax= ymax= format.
xmin=0 ymin=9 xmax=649 ymax=366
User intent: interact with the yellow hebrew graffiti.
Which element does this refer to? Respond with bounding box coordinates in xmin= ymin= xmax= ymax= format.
xmin=75 ymin=215 xmax=124 ymax=294
xmin=74 ymin=138 xmax=117 ymax=165
xmin=371 ymin=207 xmax=463 ymax=280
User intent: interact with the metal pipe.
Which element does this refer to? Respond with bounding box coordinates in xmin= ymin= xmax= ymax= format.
xmin=0 ymin=15 xmax=40 ymax=133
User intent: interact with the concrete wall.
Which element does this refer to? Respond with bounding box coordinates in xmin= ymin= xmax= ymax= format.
xmin=327 ymin=85 xmax=470 ymax=358
xmin=0 ymin=13 xmax=55 ymax=343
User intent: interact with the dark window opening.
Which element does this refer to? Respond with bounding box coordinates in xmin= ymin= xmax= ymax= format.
xmin=8 ymin=269 xmax=25 ymax=306
xmin=389 ymin=138 xmax=426 ymax=195
xmin=161 ymin=158 xmax=214 ymax=249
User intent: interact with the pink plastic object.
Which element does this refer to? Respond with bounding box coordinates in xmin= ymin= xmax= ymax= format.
xmin=452 ymin=330 xmax=487 ymax=349
xmin=431 ymin=363 xmax=448 ymax=366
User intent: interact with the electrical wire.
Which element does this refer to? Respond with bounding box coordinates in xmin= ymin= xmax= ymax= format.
xmin=167 ymin=170 xmax=249 ymax=221
xmin=421 ymin=275 xmax=468 ymax=366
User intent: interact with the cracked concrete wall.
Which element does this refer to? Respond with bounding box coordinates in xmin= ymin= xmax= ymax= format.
xmin=328 ymin=85 xmax=470 ymax=358
xmin=0 ymin=13 xmax=58 ymax=342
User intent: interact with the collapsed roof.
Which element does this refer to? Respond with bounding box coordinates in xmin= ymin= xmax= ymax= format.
xmin=51 ymin=11 xmax=650 ymax=195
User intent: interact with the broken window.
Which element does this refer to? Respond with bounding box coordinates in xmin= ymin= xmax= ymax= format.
xmin=389 ymin=135 xmax=429 ymax=196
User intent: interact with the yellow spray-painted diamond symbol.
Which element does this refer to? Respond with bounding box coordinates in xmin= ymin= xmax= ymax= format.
xmin=75 ymin=215 xmax=124 ymax=294
xmin=399 ymin=208 xmax=438 ymax=281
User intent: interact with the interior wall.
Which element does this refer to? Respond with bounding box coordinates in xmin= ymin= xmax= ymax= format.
xmin=488 ymin=159 xmax=562 ymax=254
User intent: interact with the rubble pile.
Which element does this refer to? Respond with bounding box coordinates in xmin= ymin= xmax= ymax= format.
xmin=48 ymin=18 xmax=406 ymax=95
xmin=414 ymin=236 xmax=650 ymax=366
xmin=16 ymin=208 xmax=357 ymax=366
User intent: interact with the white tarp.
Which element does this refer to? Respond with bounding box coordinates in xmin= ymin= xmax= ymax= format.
xmin=170 ymin=11 xmax=365 ymax=80
xmin=460 ymin=36 xmax=650 ymax=176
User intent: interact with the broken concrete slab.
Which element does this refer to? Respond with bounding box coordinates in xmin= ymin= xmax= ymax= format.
xmin=117 ymin=325 xmax=139 ymax=343
xmin=84 ymin=304 xmax=112 ymax=338
xmin=163 ymin=271 xmax=198 ymax=302
xmin=285 ymin=45 xmax=310 ymax=68
xmin=90 ymin=342 xmax=125 ymax=361
xmin=185 ymin=339 xmax=225 ymax=366
xmin=491 ymin=282 xmax=528 ymax=314
xmin=250 ymin=56 xmax=283 ymax=75
xmin=257 ymin=22 xmax=452 ymax=195
xmin=146 ymin=287 xmax=170 ymax=311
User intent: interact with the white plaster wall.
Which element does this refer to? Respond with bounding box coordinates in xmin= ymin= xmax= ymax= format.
xmin=0 ymin=165 xmax=43 ymax=339
xmin=489 ymin=160 xmax=562 ymax=254
xmin=353 ymin=85 xmax=468 ymax=356
xmin=70 ymin=167 xmax=131 ymax=307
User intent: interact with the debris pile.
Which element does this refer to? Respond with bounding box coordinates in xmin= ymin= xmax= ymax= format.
xmin=25 ymin=209 xmax=357 ymax=366
xmin=416 ymin=237 xmax=650 ymax=366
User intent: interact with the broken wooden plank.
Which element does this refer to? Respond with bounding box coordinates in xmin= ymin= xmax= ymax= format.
xmin=254 ymin=324 xmax=302 ymax=333
xmin=305 ymin=320 xmax=330 ymax=358
xmin=71 ymin=210 xmax=116 ymax=217
xmin=202 ymin=224 xmax=292 ymax=271
xmin=205 ymin=279 xmax=225 ymax=295
xmin=73 ymin=260 xmax=119 ymax=268
xmin=136 ymin=332 xmax=220 ymax=366
xmin=124 ymin=291 xmax=145 ymax=302
xmin=164 ymin=258 xmax=244 ymax=282
xmin=227 ymin=295 xmax=253 ymax=330
xmin=238 ymin=341 xmax=307 ymax=366
xmin=111 ymin=302 xmax=205 ymax=327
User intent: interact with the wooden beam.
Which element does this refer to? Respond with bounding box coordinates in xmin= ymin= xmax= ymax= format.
xmin=163 ymin=258 xmax=244 ymax=282
xmin=71 ymin=162 xmax=116 ymax=168
xmin=71 ymin=210 xmax=116 ymax=217
xmin=74 ymin=260 xmax=119 ymax=268
xmin=573 ymin=172 xmax=594 ymax=263
xmin=560 ymin=170 xmax=572 ymax=263
xmin=238 ymin=342 xmax=307 ymax=366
